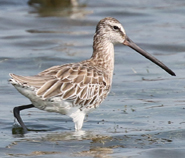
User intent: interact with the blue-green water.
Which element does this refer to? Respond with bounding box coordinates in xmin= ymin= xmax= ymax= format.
xmin=1 ymin=0 xmax=185 ymax=157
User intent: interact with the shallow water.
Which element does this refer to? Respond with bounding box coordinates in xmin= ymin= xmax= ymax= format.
xmin=1 ymin=0 xmax=185 ymax=157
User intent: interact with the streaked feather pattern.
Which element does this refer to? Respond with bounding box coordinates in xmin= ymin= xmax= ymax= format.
xmin=9 ymin=17 xmax=175 ymax=131
xmin=10 ymin=61 xmax=111 ymax=108
xmin=9 ymin=17 xmax=126 ymax=130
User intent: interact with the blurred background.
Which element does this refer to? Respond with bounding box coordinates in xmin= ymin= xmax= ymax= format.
xmin=0 ymin=0 xmax=185 ymax=157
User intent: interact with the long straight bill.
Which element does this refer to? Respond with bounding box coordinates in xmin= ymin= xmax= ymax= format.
xmin=123 ymin=36 xmax=176 ymax=76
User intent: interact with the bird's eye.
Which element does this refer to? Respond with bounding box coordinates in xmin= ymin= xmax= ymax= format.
xmin=113 ymin=26 xmax=119 ymax=30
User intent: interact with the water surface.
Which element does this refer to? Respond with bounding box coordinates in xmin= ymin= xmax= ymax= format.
xmin=1 ymin=0 xmax=185 ymax=157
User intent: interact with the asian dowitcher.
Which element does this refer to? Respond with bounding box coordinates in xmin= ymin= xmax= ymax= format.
xmin=9 ymin=17 xmax=175 ymax=132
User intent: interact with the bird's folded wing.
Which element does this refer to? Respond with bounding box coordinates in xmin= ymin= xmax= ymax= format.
xmin=10 ymin=63 xmax=110 ymax=106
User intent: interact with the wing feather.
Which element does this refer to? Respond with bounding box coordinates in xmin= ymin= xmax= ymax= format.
xmin=36 ymin=79 xmax=58 ymax=96
xmin=10 ymin=62 xmax=110 ymax=107
xmin=42 ymin=81 xmax=63 ymax=98
xmin=63 ymin=85 xmax=76 ymax=99
xmin=10 ymin=74 xmax=54 ymax=88
xmin=61 ymin=83 xmax=74 ymax=91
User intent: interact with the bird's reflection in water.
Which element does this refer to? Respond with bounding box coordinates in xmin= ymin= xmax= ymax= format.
xmin=28 ymin=0 xmax=91 ymax=18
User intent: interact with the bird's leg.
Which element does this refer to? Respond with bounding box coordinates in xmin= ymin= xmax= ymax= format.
xmin=13 ymin=104 xmax=34 ymax=132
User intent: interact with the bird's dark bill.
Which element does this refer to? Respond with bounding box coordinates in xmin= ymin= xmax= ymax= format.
xmin=123 ymin=35 xmax=176 ymax=76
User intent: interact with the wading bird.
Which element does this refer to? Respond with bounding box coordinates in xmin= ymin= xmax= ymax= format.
xmin=9 ymin=17 xmax=175 ymax=132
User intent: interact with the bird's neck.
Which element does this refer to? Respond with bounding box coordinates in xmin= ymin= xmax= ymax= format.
xmin=90 ymin=34 xmax=115 ymax=74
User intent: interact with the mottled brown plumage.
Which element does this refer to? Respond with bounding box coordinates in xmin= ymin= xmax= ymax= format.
xmin=9 ymin=17 xmax=175 ymax=131
xmin=10 ymin=60 xmax=110 ymax=107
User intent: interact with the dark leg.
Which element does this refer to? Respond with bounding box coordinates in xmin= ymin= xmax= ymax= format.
xmin=13 ymin=104 xmax=34 ymax=132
